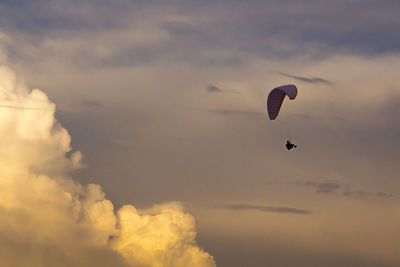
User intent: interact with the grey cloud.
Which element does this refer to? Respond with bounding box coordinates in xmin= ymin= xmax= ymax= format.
xmin=294 ymin=181 xmax=394 ymax=199
xmin=206 ymin=85 xmax=224 ymax=93
xmin=215 ymin=204 xmax=312 ymax=215
xmin=278 ymin=72 xmax=333 ymax=85
xmin=206 ymin=84 xmax=239 ymax=94
xmin=0 ymin=1 xmax=133 ymax=34
xmin=2 ymin=0 xmax=400 ymax=70
xmin=342 ymin=189 xmax=367 ymax=199
xmin=343 ymin=189 xmax=393 ymax=199
xmin=376 ymin=192 xmax=394 ymax=198
xmin=303 ymin=181 xmax=341 ymax=193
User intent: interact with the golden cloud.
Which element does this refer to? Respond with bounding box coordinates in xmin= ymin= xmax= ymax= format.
xmin=0 ymin=65 xmax=215 ymax=267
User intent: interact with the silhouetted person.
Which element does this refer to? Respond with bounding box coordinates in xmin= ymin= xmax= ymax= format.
xmin=285 ymin=140 xmax=297 ymax=150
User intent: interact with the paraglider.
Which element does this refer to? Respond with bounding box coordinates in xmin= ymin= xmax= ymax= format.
xmin=285 ymin=140 xmax=297 ymax=150
xmin=267 ymin=84 xmax=297 ymax=120
xmin=267 ymin=84 xmax=298 ymax=150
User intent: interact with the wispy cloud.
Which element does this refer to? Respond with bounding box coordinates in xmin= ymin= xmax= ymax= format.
xmin=303 ymin=181 xmax=341 ymax=193
xmin=278 ymin=72 xmax=333 ymax=85
xmin=293 ymin=181 xmax=394 ymax=199
xmin=206 ymin=84 xmax=239 ymax=94
xmin=206 ymin=85 xmax=224 ymax=93
xmin=376 ymin=192 xmax=393 ymax=198
xmin=215 ymin=204 xmax=312 ymax=215
xmin=342 ymin=189 xmax=367 ymax=199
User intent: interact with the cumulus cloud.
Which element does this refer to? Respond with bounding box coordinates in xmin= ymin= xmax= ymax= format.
xmin=0 ymin=65 xmax=216 ymax=267
xmin=112 ymin=202 xmax=216 ymax=267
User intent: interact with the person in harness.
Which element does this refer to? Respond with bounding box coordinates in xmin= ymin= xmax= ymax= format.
xmin=285 ymin=140 xmax=297 ymax=150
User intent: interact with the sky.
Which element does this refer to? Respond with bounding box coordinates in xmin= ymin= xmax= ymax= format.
xmin=0 ymin=0 xmax=400 ymax=266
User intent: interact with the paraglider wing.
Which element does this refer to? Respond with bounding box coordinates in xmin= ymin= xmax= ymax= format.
xmin=267 ymin=84 xmax=297 ymax=120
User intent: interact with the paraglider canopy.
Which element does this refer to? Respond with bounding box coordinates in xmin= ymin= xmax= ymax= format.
xmin=267 ymin=84 xmax=297 ymax=120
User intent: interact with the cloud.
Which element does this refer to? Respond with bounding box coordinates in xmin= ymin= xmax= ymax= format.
xmin=293 ymin=181 xmax=393 ymax=199
xmin=278 ymin=72 xmax=333 ymax=85
xmin=206 ymin=84 xmax=238 ymax=94
xmin=111 ymin=202 xmax=216 ymax=267
xmin=342 ymin=189 xmax=367 ymax=199
xmin=302 ymin=181 xmax=341 ymax=193
xmin=0 ymin=65 xmax=216 ymax=267
xmin=215 ymin=204 xmax=312 ymax=215
xmin=206 ymin=84 xmax=224 ymax=93
xmin=2 ymin=1 xmax=399 ymax=72
xmin=376 ymin=192 xmax=394 ymax=198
